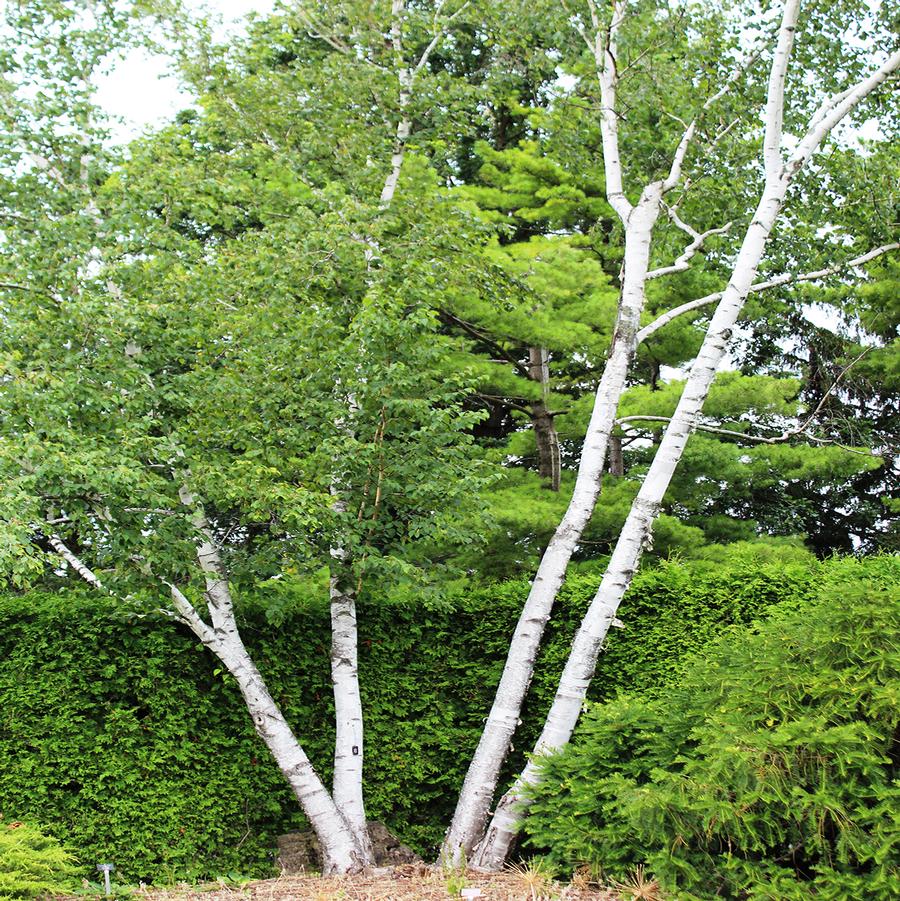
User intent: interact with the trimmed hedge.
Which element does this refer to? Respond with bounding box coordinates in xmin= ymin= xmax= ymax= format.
xmin=523 ymin=555 xmax=900 ymax=899
xmin=0 ymin=550 xmax=824 ymax=881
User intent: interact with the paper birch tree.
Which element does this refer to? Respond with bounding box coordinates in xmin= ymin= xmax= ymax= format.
xmin=0 ymin=0 xmax=489 ymax=873
xmin=444 ymin=0 xmax=899 ymax=867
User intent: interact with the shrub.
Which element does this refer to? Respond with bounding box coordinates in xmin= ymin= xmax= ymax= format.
xmin=0 ymin=821 xmax=78 ymax=900
xmin=0 ymin=547 xmax=822 ymax=881
xmin=524 ymin=555 xmax=900 ymax=899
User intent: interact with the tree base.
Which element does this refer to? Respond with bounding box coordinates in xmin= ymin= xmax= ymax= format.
xmin=277 ymin=821 xmax=420 ymax=874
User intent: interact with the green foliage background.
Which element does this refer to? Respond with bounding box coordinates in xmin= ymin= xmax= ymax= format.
xmin=0 ymin=549 xmax=828 ymax=882
xmin=524 ymin=555 xmax=900 ymax=899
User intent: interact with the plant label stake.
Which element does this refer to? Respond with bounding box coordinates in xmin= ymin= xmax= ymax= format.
xmin=460 ymin=890 xmax=482 ymax=899
xmin=97 ymin=863 xmax=115 ymax=896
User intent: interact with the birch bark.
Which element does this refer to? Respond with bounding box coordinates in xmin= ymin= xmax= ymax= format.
xmin=182 ymin=598 xmax=366 ymax=874
xmin=177 ymin=489 xmax=368 ymax=872
xmin=470 ymin=175 xmax=792 ymax=868
xmin=328 ymin=532 xmax=372 ymax=859
xmin=326 ymin=0 xmax=408 ymax=843
xmin=327 ymin=0 xmax=468 ymax=850
xmin=471 ymin=4 xmax=900 ymax=869
xmin=441 ymin=0 xmax=696 ymax=862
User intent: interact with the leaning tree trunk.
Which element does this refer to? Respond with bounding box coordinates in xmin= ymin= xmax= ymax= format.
xmin=441 ymin=191 xmax=664 ymax=864
xmin=470 ymin=175 xmax=791 ymax=869
xmin=470 ymin=13 xmax=900 ymax=866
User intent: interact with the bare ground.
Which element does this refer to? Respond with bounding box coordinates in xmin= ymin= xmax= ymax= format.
xmin=128 ymin=865 xmax=622 ymax=901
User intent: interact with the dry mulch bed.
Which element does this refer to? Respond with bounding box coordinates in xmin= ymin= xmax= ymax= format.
xmin=129 ymin=865 xmax=620 ymax=900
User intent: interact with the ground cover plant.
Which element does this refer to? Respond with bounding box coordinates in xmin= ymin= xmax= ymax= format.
xmin=0 ymin=821 xmax=78 ymax=901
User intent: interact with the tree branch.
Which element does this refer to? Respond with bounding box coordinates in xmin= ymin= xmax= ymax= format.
xmin=615 ymin=416 xmax=876 ymax=456
xmin=47 ymin=534 xmax=104 ymax=589
xmin=617 ymin=348 xmax=875 ymax=453
xmin=295 ymin=7 xmax=387 ymax=69
xmin=413 ymin=0 xmax=471 ymax=76
xmin=165 ymin=581 xmax=218 ymax=646
xmin=661 ymin=120 xmax=697 ymax=193
xmin=637 ymin=242 xmax=900 ymax=343
xmin=661 ymin=42 xmax=764 ymax=193
xmin=789 ymin=47 xmax=900 ymax=172
xmin=763 ymin=0 xmax=800 ymax=178
xmin=584 ymin=0 xmax=631 ymax=220
xmin=177 ymin=482 xmax=236 ymax=635
xmin=646 ymin=205 xmax=732 ymax=280
xmin=440 ymin=311 xmax=532 ymax=378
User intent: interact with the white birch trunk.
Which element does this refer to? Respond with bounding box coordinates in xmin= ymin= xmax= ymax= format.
xmin=327 ymin=422 xmax=373 ymax=857
xmin=380 ymin=72 xmax=411 ymax=206
xmin=325 ymin=0 xmax=426 ymax=845
xmin=440 ymin=0 xmax=725 ymax=857
xmin=329 ymin=544 xmax=373 ymax=859
xmin=470 ymin=176 xmax=791 ymax=869
xmin=325 ymin=0 xmax=407 ymax=828
xmin=380 ymin=0 xmax=411 ymax=206
xmin=441 ymin=189 xmax=664 ymax=864
xmin=173 ymin=490 xmax=369 ymax=872
xmin=471 ymin=4 xmax=900 ymax=868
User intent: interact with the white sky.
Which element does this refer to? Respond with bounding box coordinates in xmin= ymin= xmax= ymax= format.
xmin=94 ymin=0 xmax=276 ymax=143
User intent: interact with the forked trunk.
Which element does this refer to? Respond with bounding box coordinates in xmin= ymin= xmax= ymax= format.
xmin=167 ymin=568 xmax=368 ymax=872
xmin=459 ymin=0 xmax=900 ymax=868
xmin=441 ymin=193 xmax=663 ymax=865
xmin=218 ymin=631 xmax=368 ymax=873
xmin=470 ymin=177 xmax=789 ymax=868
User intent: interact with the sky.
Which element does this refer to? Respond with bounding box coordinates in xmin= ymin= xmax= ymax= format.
xmin=94 ymin=0 xmax=276 ymax=143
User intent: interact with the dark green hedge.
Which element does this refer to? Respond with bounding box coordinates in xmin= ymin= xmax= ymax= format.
xmin=523 ymin=555 xmax=900 ymax=899
xmin=0 ymin=550 xmax=823 ymax=882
